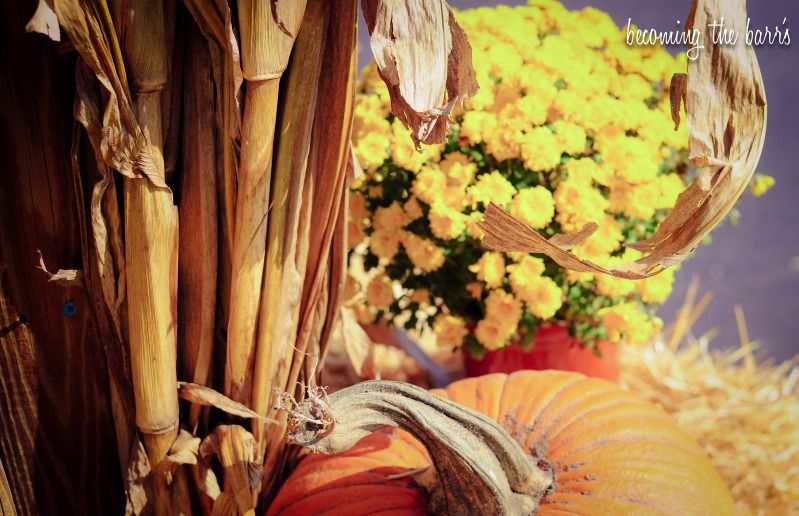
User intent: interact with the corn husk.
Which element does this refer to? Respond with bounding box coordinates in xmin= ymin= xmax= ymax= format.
xmin=620 ymin=289 xmax=799 ymax=515
xmin=361 ymin=0 xmax=478 ymax=145
xmin=478 ymin=0 xmax=767 ymax=279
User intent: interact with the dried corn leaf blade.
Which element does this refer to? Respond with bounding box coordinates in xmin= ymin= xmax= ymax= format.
xmin=51 ymin=0 xmax=167 ymax=187
xmin=362 ymin=0 xmax=478 ymax=145
xmin=478 ymin=0 xmax=766 ymax=279
xmin=179 ymin=383 xmax=273 ymax=423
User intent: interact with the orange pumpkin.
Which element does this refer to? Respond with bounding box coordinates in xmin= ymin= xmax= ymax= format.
xmin=269 ymin=371 xmax=734 ymax=515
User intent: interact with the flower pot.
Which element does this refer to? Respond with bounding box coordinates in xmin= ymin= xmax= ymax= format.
xmin=462 ymin=324 xmax=619 ymax=381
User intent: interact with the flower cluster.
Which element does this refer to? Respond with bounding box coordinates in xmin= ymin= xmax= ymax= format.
xmin=346 ymin=1 xmax=765 ymax=357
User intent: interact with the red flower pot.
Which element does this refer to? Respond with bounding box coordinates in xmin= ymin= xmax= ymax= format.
xmin=463 ymin=324 xmax=619 ymax=381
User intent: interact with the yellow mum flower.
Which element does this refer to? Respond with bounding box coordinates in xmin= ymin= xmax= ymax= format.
xmin=439 ymin=152 xmax=477 ymax=187
xmin=468 ymin=171 xmax=517 ymax=207
xmin=509 ymin=186 xmax=555 ymax=229
xmin=413 ymin=166 xmax=446 ymax=205
xmin=637 ymin=268 xmax=675 ymax=304
xmin=475 ymin=317 xmax=514 ymax=351
xmin=507 ymin=256 xmax=546 ymax=295
xmin=403 ymin=196 xmax=423 ymax=221
xmin=460 ymin=110 xmax=497 ymax=144
xmin=751 ymin=174 xmax=775 ymax=197
xmin=429 ymin=202 xmax=467 ymax=240
xmin=515 ymin=276 xmax=563 ymax=320
xmin=352 ymin=301 xmax=375 ymax=325
xmin=349 ymin=192 xmax=369 ymax=223
xmin=599 ymin=302 xmax=662 ymax=344
xmin=343 ymin=274 xmax=360 ymax=303
xmin=553 ymin=121 xmax=587 ymax=155
xmin=366 ymin=274 xmax=394 ymax=309
xmin=466 ymin=282 xmax=483 ymax=300
xmin=373 ymin=202 xmax=407 ymax=233
xmin=466 ymin=212 xmax=485 ymax=240
xmin=347 ymin=220 xmax=366 ymax=249
xmin=469 ymin=252 xmax=506 ymax=288
xmin=433 ymin=314 xmax=469 ymax=348
xmin=554 ymin=179 xmax=607 ymax=232
xmin=354 ymin=132 xmax=389 ymax=171
xmin=370 ymin=229 xmax=402 ymax=260
xmin=574 ymin=215 xmax=623 ymax=259
xmin=403 ymin=233 xmax=446 ymax=273
xmin=520 ymin=126 xmax=562 ymax=171
xmin=410 ymin=288 xmax=430 ymax=305
xmin=484 ymin=290 xmax=523 ymax=332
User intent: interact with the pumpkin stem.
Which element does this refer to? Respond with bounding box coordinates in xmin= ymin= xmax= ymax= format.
xmin=280 ymin=380 xmax=552 ymax=514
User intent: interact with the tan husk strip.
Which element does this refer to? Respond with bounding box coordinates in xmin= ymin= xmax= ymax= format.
xmin=179 ymin=21 xmax=219 ymax=430
xmin=282 ymin=381 xmax=551 ymax=514
xmin=478 ymin=0 xmax=766 ymax=279
xmin=250 ymin=0 xmax=330 ymax=457
xmin=620 ymin=295 xmax=799 ymax=515
xmin=225 ymin=0 xmax=307 ymax=405
xmin=361 ymin=0 xmax=478 ymax=145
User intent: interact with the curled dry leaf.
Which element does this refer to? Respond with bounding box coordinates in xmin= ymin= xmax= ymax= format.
xmin=124 ymin=439 xmax=150 ymax=516
xmin=178 ymin=382 xmax=275 ymax=423
xmin=478 ymin=0 xmax=766 ymax=279
xmin=361 ymin=0 xmax=478 ymax=145
xmin=335 ymin=307 xmax=371 ymax=376
xmin=50 ymin=0 xmax=168 ymax=187
xmin=166 ymin=430 xmax=201 ymax=467
xmin=25 ymin=0 xmax=60 ymax=41
xmin=200 ymin=425 xmax=263 ymax=514
xmin=35 ymin=250 xmax=83 ymax=287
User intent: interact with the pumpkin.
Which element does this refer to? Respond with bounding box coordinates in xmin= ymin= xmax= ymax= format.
xmin=268 ymin=371 xmax=734 ymax=515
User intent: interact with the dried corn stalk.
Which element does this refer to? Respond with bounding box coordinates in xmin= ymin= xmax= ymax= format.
xmin=361 ymin=0 xmax=478 ymax=145
xmin=226 ymin=0 xmax=307 ymax=405
xmin=479 ymin=0 xmax=767 ymax=279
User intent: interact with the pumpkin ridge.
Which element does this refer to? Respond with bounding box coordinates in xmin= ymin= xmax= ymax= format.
xmin=547 ymin=401 xmax=676 ymax=454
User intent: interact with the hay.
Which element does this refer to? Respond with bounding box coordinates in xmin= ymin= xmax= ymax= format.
xmin=619 ymin=281 xmax=799 ymax=515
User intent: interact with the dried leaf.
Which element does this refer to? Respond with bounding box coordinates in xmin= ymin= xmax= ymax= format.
xmin=124 ymin=440 xmax=151 ymax=516
xmin=347 ymin=143 xmax=363 ymax=181
xmin=178 ymin=382 xmax=274 ymax=423
xmin=35 ymin=250 xmax=83 ymax=287
xmin=479 ymin=0 xmax=766 ymax=280
xmin=166 ymin=430 xmax=200 ymax=466
xmin=52 ymin=0 xmax=167 ymax=187
xmin=362 ymin=0 xmax=478 ymax=145
xmin=25 ymin=0 xmax=60 ymax=41
xmin=200 ymin=426 xmax=262 ymax=514
xmin=670 ymin=72 xmax=688 ymax=130
xmin=337 ymin=307 xmax=371 ymax=376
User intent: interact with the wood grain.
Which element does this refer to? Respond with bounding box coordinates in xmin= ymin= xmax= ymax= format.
xmin=0 ymin=3 xmax=123 ymax=514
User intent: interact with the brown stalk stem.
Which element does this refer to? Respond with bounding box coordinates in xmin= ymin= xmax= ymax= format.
xmin=119 ymin=0 xmax=179 ymax=479
xmin=225 ymin=78 xmax=280 ymax=405
xmin=285 ymin=381 xmax=552 ymax=515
